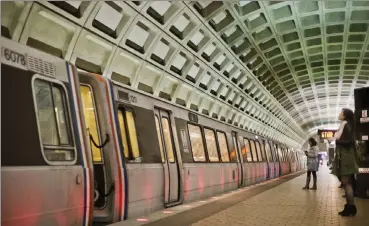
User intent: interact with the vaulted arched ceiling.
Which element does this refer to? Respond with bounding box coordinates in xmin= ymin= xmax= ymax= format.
xmin=199 ymin=0 xmax=369 ymax=136
xmin=2 ymin=1 xmax=369 ymax=147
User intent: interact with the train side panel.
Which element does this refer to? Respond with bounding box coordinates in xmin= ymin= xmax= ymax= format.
xmin=2 ymin=166 xmax=85 ymax=226
xmin=1 ymin=38 xmax=88 ymax=226
xmin=174 ymin=117 xmax=238 ymax=202
xmin=182 ymin=163 xmax=238 ymax=202
xmin=126 ymin=164 xmax=164 ymax=217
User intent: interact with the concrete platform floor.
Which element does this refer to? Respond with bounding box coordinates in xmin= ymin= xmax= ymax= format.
xmin=192 ymin=166 xmax=368 ymax=226
xmin=110 ymin=166 xmax=368 ymax=226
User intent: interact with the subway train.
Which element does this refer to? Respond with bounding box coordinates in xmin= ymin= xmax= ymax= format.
xmin=1 ymin=37 xmax=306 ymax=226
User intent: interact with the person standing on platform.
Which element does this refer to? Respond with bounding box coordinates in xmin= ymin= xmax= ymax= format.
xmin=318 ymin=153 xmax=323 ymax=165
xmin=302 ymin=138 xmax=319 ymax=190
xmin=328 ymin=108 xmax=359 ymax=217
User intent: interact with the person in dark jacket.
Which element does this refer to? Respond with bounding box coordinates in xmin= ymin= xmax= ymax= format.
xmin=329 ymin=108 xmax=359 ymax=217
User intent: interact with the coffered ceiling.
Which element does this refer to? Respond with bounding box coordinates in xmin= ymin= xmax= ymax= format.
xmin=2 ymin=1 xmax=369 ymax=147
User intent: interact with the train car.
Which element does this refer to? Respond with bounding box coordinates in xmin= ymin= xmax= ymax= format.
xmin=289 ymin=149 xmax=298 ymax=173
xmin=265 ymin=140 xmax=278 ymax=179
xmin=77 ymin=71 xmax=129 ymax=224
xmin=269 ymin=140 xmax=281 ymax=177
xmin=1 ymin=37 xmax=92 ymax=226
xmin=1 ymin=37 xmax=306 ymax=226
xmin=295 ymin=150 xmax=304 ymax=171
xmin=279 ymin=145 xmax=291 ymax=176
xmin=103 ymin=78 xmax=301 ymax=220
xmin=298 ymin=150 xmax=307 ymax=171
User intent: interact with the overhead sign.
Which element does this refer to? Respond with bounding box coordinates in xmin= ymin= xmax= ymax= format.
xmin=318 ymin=129 xmax=337 ymax=139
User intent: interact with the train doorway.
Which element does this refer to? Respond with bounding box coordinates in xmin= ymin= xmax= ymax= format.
xmin=154 ymin=108 xmax=180 ymax=204
xmin=231 ymin=131 xmax=243 ymax=187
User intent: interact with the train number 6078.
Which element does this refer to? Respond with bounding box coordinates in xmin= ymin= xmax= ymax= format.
xmin=3 ymin=48 xmax=26 ymax=66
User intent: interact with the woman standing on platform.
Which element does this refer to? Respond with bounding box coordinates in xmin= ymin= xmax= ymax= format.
xmin=302 ymin=138 xmax=319 ymax=190
xmin=329 ymin=108 xmax=359 ymax=217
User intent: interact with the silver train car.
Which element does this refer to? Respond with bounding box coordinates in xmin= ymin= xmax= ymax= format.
xmin=1 ymin=37 xmax=306 ymax=226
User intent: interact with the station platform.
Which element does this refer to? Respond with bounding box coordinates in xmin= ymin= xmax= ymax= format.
xmin=110 ymin=166 xmax=368 ymax=226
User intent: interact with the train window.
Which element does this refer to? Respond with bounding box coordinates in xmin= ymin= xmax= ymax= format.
xmin=285 ymin=149 xmax=288 ymax=161
xmin=126 ymin=111 xmax=140 ymax=159
xmin=264 ymin=144 xmax=274 ymax=162
xmin=53 ymin=87 xmax=70 ymax=144
xmin=285 ymin=149 xmax=288 ymax=162
xmin=275 ymin=145 xmax=280 ymax=161
xmin=217 ymin=131 xmax=230 ymax=162
xmin=231 ymin=136 xmax=239 ymax=162
xmin=278 ymin=147 xmax=283 ymax=162
xmin=290 ymin=151 xmax=293 ymax=161
xmin=118 ymin=110 xmax=130 ymax=159
xmin=285 ymin=149 xmax=289 ymax=162
xmin=162 ymin=117 xmax=175 ymax=162
xmin=117 ymin=108 xmax=141 ymax=162
xmin=290 ymin=150 xmax=295 ymax=161
xmin=188 ymin=124 xmax=206 ymax=162
xmin=265 ymin=142 xmax=273 ymax=162
xmin=244 ymin=138 xmax=253 ymax=162
xmin=290 ymin=150 xmax=294 ymax=161
xmin=258 ymin=141 xmax=266 ymax=161
xmin=260 ymin=142 xmax=267 ymax=161
xmin=154 ymin=116 xmax=165 ymax=162
xmin=267 ymin=142 xmax=272 ymax=161
xmin=204 ymin=128 xmax=219 ymax=162
xmin=229 ymin=142 xmax=237 ymax=162
xmin=273 ymin=145 xmax=278 ymax=162
xmin=249 ymin=140 xmax=258 ymax=162
xmin=34 ymin=78 xmax=75 ymax=162
xmin=270 ymin=143 xmax=276 ymax=162
xmin=255 ymin=141 xmax=263 ymax=162
xmin=282 ymin=149 xmax=286 ymax=162
xmin=80 ymin=85 xmax=103 ymax=163
xmin=239 ymin=137 xmax=246 ymax=160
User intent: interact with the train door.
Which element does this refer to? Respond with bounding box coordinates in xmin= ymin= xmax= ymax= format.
xmin=288 ymin=149 xmax=292 ymax=172
xmin=262 ymin=141 xmax=270 ymax=179
xmin=296 ymin=151 xmax=300 ymax=170
xmin=154 ymin=108 xmax=180 ymax=204
xmin=266 ymin=141 xmax=275 ymax=178
xmin=79 ymin=72 xmax=123 ymax=222
xmin=273 ymin=144 xmax=282 ymax=176
xmin=267 ymin=141 xmax=276 ymax=178
xmin=80 ymin=84 xmax=107 ymax=209
xmin=285 ymin=149 xmax=289 ymax=172
xmin=231 ymin=132 xmax=243 ymax=187
xmin=277 ymin=146 xmax=283 ymax=176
